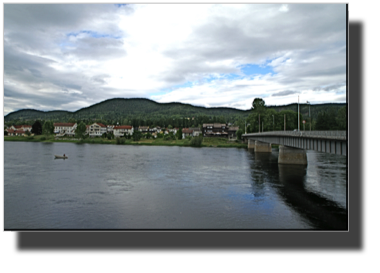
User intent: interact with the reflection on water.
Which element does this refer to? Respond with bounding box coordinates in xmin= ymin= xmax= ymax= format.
xmin=247 ymin=149 xmax=347 ymax=230
xmin=4 ymin=142 xmax=347 ymax=230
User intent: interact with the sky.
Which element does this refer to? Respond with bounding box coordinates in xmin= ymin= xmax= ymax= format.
xmin=3 ymin=3 xmax=347 ymax=115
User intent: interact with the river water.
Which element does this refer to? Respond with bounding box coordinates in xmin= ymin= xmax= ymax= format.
xmin=4 ymin=141 xmax=347 ymax=230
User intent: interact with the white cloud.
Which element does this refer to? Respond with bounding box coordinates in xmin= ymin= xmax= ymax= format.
xmin=4 ymin=3 xmax=347 ymax=115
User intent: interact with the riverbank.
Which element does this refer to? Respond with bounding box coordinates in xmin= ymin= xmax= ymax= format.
xmin=4 ymin=135 xmax=248 ymax=148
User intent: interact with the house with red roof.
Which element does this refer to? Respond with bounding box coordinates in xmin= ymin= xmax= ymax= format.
xmin=7 ymin=129 xmax=15 ymax=136
xmin=14 ymin=130 xmax=26 ymax=136
xmin=182 ymin=128 xmax=193 ymax=139
xmin=9 ymin=125 xmax=32 ymax=132
xmin=87 ymin=122 xmax=107 ymax=137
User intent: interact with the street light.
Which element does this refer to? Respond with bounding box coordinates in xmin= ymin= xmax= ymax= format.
xmin=298 ymin=95 xmax=300 ymax=132
xmin=306 ymin=101 xmax=311 ymax=131
xmin=272 ymin=115 xmax=274 ymax=131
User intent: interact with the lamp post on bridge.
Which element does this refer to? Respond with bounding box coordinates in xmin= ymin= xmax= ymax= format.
xmin=307 ymin=101 xmax=311 ymax=131
xmin=298 ymin=95 xmax=300 ymax=132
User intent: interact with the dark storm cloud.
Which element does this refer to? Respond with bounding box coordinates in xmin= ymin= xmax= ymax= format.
xmin=4 ymin=4 xmax=134 ymax=113
xmin=313 ymin=82 xmax=346 ymax=92
xmin=4 ymin=85 xmax=79 ymax=110
xmin=272 ymin=90 xmax=298 ymax=97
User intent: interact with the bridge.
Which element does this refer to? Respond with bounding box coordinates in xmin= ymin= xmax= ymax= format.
xmin=242 ymin=131 xmax=347 ymax=165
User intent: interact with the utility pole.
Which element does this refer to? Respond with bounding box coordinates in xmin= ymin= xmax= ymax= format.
xmin=272 ymin=115 xmax=274 ymax=131
xmin=307 ymin=101 xmax=311 ymax=131
xmin=298 ymin=95 xmax=300 ymax=132
xmin=284 ymin=114 xmax=286 ymax=131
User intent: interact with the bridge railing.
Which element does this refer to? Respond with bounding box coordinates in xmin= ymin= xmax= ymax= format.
xmin=242 ymin=130 xmax=346 ymax=139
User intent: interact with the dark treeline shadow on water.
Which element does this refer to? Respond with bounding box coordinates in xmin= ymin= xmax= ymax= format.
xmin=248 ymin=150 xmax=348 ymax=230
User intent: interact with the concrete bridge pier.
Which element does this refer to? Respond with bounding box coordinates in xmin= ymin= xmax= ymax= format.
xmin=248 ymin=139 xmax=255 ymax=149
xmin=278 ymin=145 xmax=307 ymax=165
xmin=255 ymin=141 xmax=272 ymax=153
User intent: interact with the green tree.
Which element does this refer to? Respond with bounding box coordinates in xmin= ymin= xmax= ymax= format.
xmin=236 ymin=129 xmax=243 ymax=140
xmin=164 ymin=132 xmax=175 ymax=141
xmin=107 ymin=132 xmax=114 ymax=140
xmin=31 ymin=120 xmax=42 ymax=135
xmin=316 ymin=110 xmax=338 ymax=130
xmin=132 ymin=130 xmax=142 ymax=141
xmin=176 ymin=128 xmax=183 ymax=140
xmin=42 ymin=121 xmax=54 ymax=136
xmin=250 ymin=98 xmax=268 ymax=132
xmin=75 ymin=122 xmax=87 ymax=139
xmin=336 ymin=106 xmax=346 ymax=130
xmin=251 ymin=98 xmax=266 ymax=114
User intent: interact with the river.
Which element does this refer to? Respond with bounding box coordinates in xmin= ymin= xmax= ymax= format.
xmin=4 ymin=141 xmax=347 ymax=230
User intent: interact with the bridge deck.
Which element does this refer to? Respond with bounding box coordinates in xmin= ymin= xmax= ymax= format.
xmin=242 ymin=131 xmax=347 ymax=156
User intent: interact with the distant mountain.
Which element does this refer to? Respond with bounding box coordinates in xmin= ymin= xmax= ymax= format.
xmin=4 ymin=97 xmax=346 ymax=124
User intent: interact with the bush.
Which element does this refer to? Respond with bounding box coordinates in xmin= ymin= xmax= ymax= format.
xmin=156 ymin=133 xmax=163 ymax=138
xmin=132 ymin=131 xmax=142 ymax=141
xmin=116 ymin=137 xmax=126 ymax=144
xmin=164 ymin=133 xmax=175 ymax=141
xmin=190 ymin=136 xmax=203 ymax=147
xmin=40 ymin=137 xmax=46 ymax=141
xmin=107 ymin=132 xmax=114 ymax=140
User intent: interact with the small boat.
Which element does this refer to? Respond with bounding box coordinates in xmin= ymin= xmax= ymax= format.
xmin=55 ymin=155 xmax=68 ymax=159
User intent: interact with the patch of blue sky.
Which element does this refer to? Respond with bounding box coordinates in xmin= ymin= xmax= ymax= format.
xmin=115 ymin=4 xmax=127 ymax=8
xmin=66 ymin=30 xmax=121 ymax=39
xmin=214 ymin=73 xmax=241 ymax=80
xmin=239 ymin=63 xmax=276 ymax=76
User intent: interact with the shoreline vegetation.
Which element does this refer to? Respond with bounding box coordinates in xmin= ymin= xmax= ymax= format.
xmin=4 ymin=135 xmax=255 ymax=148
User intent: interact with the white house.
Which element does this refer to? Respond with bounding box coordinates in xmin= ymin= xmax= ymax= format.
xmin=107 ymin=125 xmax=115 ymax=133
xmin=54 ymin=123 xmax=77 ymax=136
xmin=87 ymin=123 xmax=107 ymax=137
xmin=182 ymin=128 xmax=193 ymax=139
xmin=9 ymin=125 xmax=32 ymax=132
xmin=190 ymin=127 xmax=201 ymax=137
xmin=113 ymin=125 xmax=134 ymax=137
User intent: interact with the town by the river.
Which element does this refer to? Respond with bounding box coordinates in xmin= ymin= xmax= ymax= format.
xmin=4 ymin=141 xmax=347 ymax=230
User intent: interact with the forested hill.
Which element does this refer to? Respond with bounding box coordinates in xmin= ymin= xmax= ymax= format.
xmin=4 ymin=98 xmax=249 ymax=122
xmin=4 ymin=98 xmax=345 ymax=126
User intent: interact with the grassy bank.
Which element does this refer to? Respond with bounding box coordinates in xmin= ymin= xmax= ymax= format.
xmin=4 ymin=135 xmax=248 ymax=148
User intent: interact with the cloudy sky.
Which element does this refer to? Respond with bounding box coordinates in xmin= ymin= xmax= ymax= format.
xmin=3 ymin=3 xmax=346 ymax=115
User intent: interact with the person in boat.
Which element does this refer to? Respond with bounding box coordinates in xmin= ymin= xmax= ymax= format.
xmin=64 ymin=154 xmax=65 ymax=157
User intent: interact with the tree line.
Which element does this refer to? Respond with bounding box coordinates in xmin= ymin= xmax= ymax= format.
xmin=7 ymin=98 xmax=346 ymax=139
